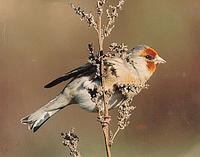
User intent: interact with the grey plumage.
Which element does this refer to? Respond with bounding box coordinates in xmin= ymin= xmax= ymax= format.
xmin=21 ymin=94 xmax=71 ymax=132
xmin=20 ymin=61 xmax=124 ymax=132
xmin=21 ymin=64 xmax=98 ymax=132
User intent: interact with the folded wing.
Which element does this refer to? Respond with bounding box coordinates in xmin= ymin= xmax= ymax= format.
xmin=44 ymin=63 xmax=95 ymax=88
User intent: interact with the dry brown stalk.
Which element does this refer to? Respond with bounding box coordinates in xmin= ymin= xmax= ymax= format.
xmin=68 ymin=1 xmax=137 ymax=157
xmin=61 ymin=128 xmax=81 ymax=157
xmin=104 ymin=0 xmax=126 ymax=37
xmin=110 ymin=102 xmax=136 ymax=145
xmin=96 ymin=1 xmax=112 ymax=156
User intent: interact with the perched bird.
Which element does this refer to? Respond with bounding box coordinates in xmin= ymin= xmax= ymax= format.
xmin=21 ymin=45 xmax=166 ymax=132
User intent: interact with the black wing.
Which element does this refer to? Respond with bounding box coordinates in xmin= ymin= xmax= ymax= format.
xmin=44 ymin=63 xmax=95 ymax=88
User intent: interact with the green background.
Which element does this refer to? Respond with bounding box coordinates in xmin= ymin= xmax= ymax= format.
xmin=0 ymin=0 xmax=200 ymax=156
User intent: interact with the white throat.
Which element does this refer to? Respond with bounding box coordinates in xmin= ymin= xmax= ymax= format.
xmin=131 ymin=58 xmax=153 ymax=84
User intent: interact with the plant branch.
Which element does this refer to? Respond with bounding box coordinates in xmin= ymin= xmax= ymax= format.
xmin=70 ymin=3 xmax=98 ymax=32
xmin=70 ymin=2 xmax=130 ymax=157
xmin=110 ymin=127 xmax=120 ymax=145
xmin=104 ymin=0 xmax=126 ymax=37
xmin=96 ymin=1 xmax=112 ymax=157
xmin=61 ymin=128 xmax=81 ymax=157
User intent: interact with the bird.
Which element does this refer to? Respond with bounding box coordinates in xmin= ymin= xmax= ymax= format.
xmin=20 ymin=45 xmax=166 ymax=132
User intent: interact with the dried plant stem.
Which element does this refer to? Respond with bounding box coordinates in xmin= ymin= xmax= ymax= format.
xmin=96 ymin=1 xmax=111 ymax=157
xmin=100 ymin=54 xmax=111 ymax=157
xmin=102 ymin=123 xmax=111 ymax=157
xmin=97 ymin=16 xmax=104 ymax=51
xmin=70 ymin=1 xmax=130 ymax=157
xmin=110 ymin=127 xmax=120 ymax=145
xmin=61 ymin=129 xmax=81 ymax=157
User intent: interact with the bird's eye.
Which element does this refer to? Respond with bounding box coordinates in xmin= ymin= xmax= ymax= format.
xmin=145 ymin=55 xmax=154 ymax=60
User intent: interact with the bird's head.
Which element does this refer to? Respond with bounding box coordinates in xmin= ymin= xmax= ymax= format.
xmin=128 ymin=45 xmax=166 ymax=82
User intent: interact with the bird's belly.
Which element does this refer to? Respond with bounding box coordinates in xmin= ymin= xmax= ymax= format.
xmin=67 ymin=76 xmax=125 ymax=112
xmin=73 ymin=88 xmax=124 ymax=112
xmin=73 ymin=88 xmax=97 ymax=112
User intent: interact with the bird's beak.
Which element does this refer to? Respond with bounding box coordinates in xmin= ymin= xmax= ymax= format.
xmin=154 ymin=55 xmax=166 ymax=64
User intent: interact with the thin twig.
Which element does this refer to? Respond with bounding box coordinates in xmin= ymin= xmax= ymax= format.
xmin=61 ymin=128 xmax=81 ymax=157
xmin=96 ymin=1 xmax=112 ymax=157
xmin=104 ymin=0 xmax=126 ymax=37
xmin=70 ymin=3 xmax=98 ymax=32
xmin=110 ymin=127 xmax=120 ymax=145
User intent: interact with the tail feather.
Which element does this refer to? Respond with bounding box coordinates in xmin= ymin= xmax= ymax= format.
xmin=21 ymin=94 xmax=69 ymax=132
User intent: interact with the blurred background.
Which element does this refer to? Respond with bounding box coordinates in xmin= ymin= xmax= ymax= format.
xmin=0 ymin=0 xmax=200 ymax=157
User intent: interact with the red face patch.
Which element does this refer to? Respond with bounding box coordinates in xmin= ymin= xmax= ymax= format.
xmin=145 ymin=47 xmax=158 ymax=58
xmin=139 ymin=47 xmax=158 ymax=73
xmin=139 ymin=47 xmax=158 ymax=58
xmin=146 ymin=61 xmax=156 ymax=73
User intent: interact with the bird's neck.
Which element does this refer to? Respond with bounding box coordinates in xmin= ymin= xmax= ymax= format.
xmin=132 ymin=58 xmax=154 ymax=84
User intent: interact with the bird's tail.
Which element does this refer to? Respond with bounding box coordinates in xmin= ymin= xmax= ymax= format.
xmin=20 ymin=94 xmax=70 ymax=132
